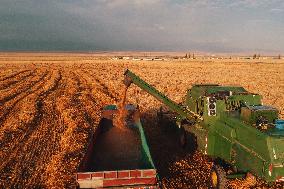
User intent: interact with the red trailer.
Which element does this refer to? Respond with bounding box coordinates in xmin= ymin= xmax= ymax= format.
xmin=76 ymin=104 xmax=160 ymax=188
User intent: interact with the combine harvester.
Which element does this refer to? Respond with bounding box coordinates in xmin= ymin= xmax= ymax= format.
xmin=76 ymin=105 xmax=160 ymax=188
xmin=123 ymin=69 xmax=284 ymax=188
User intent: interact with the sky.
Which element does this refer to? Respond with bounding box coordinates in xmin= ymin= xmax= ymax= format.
xmin=0 ymin=0 xmax=284 ymax=53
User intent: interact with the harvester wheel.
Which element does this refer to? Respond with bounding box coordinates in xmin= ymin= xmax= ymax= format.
xmin=210 ymin=165 xmax=227 ymax=189
xmin=179 ymin=128 xmax=187 ymax=148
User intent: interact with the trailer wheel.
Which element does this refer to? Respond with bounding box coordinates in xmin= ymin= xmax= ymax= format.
xmin=179 ymin=128 xmax=187 ymax=148
xmin=210 ymin=165 xmax=227 ymax=189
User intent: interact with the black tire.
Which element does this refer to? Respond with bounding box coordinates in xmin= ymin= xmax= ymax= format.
xmin=179 ymin=128 xmax=187 ymax=148
xmin=210 ymin=164 xmax=227 ymax=189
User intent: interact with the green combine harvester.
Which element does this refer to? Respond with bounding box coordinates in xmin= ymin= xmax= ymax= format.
xmin=124 ymin=69 xmax=284 ymax=188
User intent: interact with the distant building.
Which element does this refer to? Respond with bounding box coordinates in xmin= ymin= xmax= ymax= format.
xmin=143 ymin=58 xmax=153 ymax=61
xmin=153 ymin=58 xmax=163 ymax=61
xmin=132 ymin=57 xmax=141 ymax=61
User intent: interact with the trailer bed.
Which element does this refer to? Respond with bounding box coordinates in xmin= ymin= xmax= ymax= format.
xmin=88 ymin=119 xmax=141 ymax=171
xmin=76 ymin=105 xmax=159 ymax=188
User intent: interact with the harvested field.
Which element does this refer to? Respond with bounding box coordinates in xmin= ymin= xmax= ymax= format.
xmin=0 ymin=53 xmax=283 ymax=188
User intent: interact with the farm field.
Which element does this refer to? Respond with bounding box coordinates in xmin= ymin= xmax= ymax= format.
xmin=0 ymin=53 xmax=284 ymax=188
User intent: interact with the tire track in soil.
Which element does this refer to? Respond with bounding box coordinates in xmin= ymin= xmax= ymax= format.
xmin=10 ymin=70 xmax=63 ymax=188
xmin=45 ymin=71 xmax=94 ymax=188
xmin=70 ymin=71 xmax=95 ymax=138
xmin=0 ymin=69 xmax=48 ymax=105
xmin=82 ymin=69 xmax=120 ymax=102
xmin=0 ymin=69 xmax=30 ymax=82
xmin=76 ymin=69 xmax=113 ymax=107
xmin=73 ymin=70 xmax=101 ymax=129
xmin=26 ymin=71 xmax=68 ymax=188
xmin=0 ymin=69 xmax=63 ymax=188
xmin=0 ymin=69 xmax=62 ymax=157
xmin=59 ymin=72 xmax=94 ymax=187
xmin=0 ymin=70 xmax=54 ymax=159
xmin=0 ymin=70 xmax=51 ymax=127
xmin=0 ymin=70 xmax=34 ymax=90
xmin=28 ymin=68 xmax=97 ymax=188
xmin=75 ymin=69 xmax=126 ymax=130
xmin=75 ymin=69 xmax=116 ymax=119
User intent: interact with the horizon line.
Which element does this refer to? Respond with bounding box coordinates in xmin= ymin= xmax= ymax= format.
xmin=0 ymin=50 xmax=283 ymax=56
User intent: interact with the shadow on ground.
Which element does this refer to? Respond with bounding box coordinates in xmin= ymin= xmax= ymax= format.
xmin=140 ymin=108 xmax=212 ymax=189
xmin=140 ymin=108 xmax=284 ymax=189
